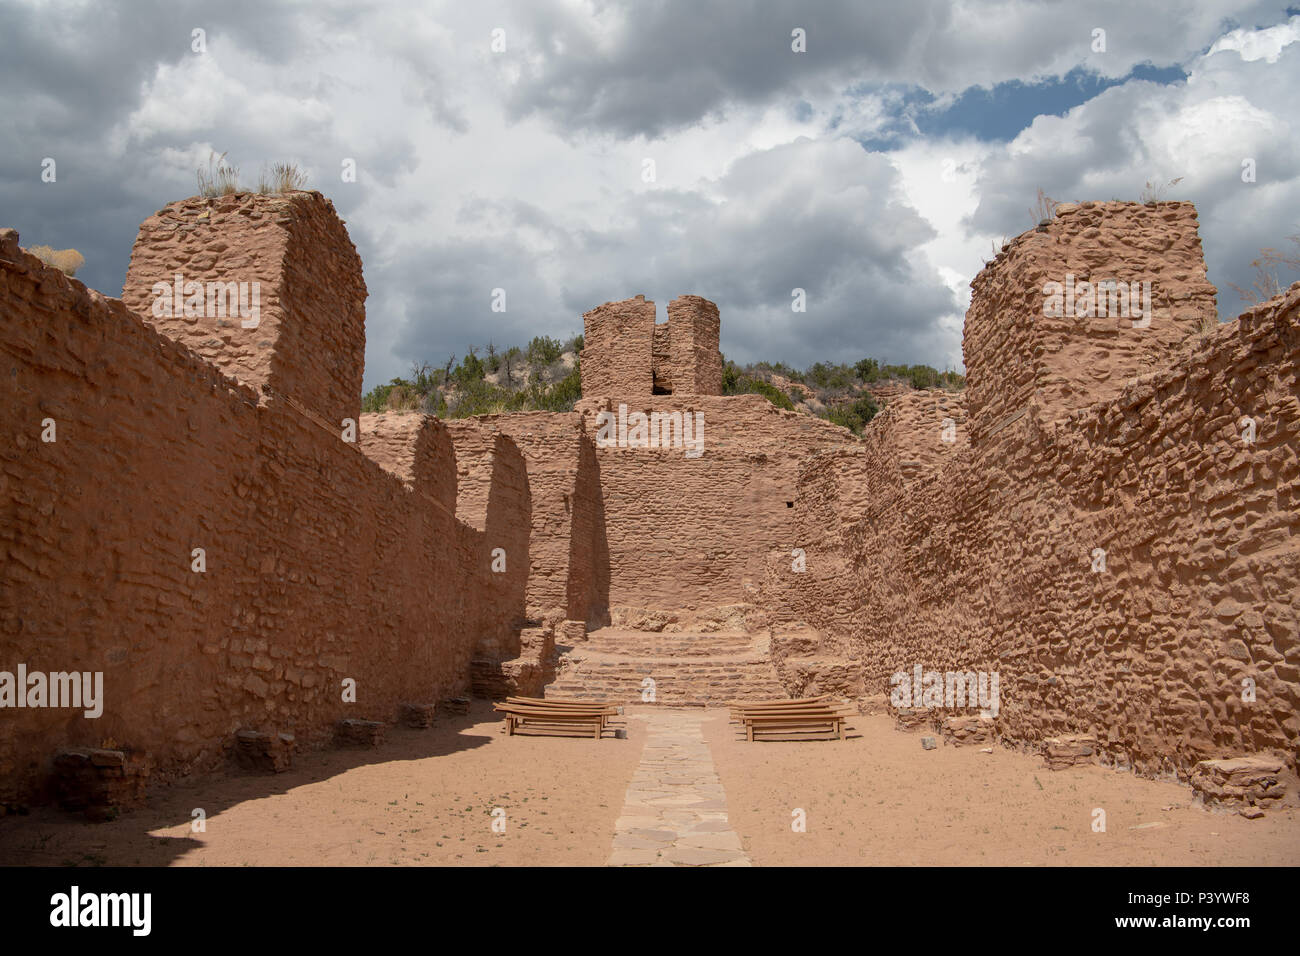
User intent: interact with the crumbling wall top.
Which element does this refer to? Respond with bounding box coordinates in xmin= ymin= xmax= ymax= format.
xmin=122 ymin=190 xmax=368 ymax=428
xmin=963 ymin=200 xmax=1217 ymax=445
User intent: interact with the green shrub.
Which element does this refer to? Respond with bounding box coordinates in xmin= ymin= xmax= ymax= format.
xmin=721 ymin=361 xmax=795 ymax=410
xmin=526 ymin=335 xmax=564 ymax=366
xmin=821 ymin=392 xmax=879 ymax=435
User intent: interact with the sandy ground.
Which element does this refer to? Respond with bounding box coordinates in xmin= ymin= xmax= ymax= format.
xmin=705 ymin=712 xmax=1300 ymax=866
xmin=2 ymin=705 xmax=1297 ymax=867
xmin=0 ymin=700 xmax=643 ymax=867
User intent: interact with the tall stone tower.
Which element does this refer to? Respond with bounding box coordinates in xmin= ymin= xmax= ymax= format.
xmin=579 ymin=293 xmax=723 ymax=399
xmin=667 ymin=295 xmax=723 ymax=396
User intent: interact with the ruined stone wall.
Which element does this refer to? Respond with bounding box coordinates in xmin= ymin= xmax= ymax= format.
xmin=448 ymin=413 xmax=606 ymax=625
xmin=759 ymin=282 xmax=1300 ymax=778
xmin=360 ymin=411 xmax=458 ymax=512
xmin=576 ymin=395 xmax=859 ymax=611
xmin=965 ymin=201 xmax=1217 ymax=444
xmin=581 ymin=294 xmax=722 ymax=398
xmin=872 ymin=389 xmax=968 ymax=482
xmin=0 ymin=228 xmax=489 ymax=805
xmin=667 ymin=295 xmax=722 ymax=396
xmin=579 ymin=295 xmax=655 ymax=398
xmin=122 ymin=191 xmax=367 ymax=428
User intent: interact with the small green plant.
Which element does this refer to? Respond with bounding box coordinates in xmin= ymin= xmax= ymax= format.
xmin=721 ymin=361 xmax=796 ymax=409
xmin=822 ymin=393 xmax=879 ymax=435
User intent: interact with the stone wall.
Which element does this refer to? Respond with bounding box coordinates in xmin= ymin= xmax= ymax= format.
xmin=0 ymin=224 xmax=491 ymax=806
xmin=965 ymin=201 xmax=1218 ymax=444
xmin=4 ymin=191 xmax=1294 ymax=807
xmin=581 ymin=293 xmax=723 ymax=399
xmin=448 ymin=412 xmax=607 ymax=625
xmin=122 ymin=191 xmax=368 ymax=430
xmin=758 ymin=267 xmax=1300 ymax=779
xmin=667 ymin=295 xmax=722 ymax=396
xmin=580 ymin=295 xmax=656 ymax=399
xmin=575 ymin=394 xmax=859 ymax=610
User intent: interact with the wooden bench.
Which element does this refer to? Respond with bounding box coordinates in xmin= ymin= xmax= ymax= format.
xmin=729 ymin=695 xmax=828 ymax=722
xmin=493 ymin=699 xmax=617 ymax=739
xmin=732 ymin=697 xmax=855 ymax=741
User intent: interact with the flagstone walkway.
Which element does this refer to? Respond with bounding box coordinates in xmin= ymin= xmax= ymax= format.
xmin=607 ymin=710 xmax=751 ymax=866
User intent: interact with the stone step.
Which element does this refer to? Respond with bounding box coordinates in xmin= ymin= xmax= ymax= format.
xmin=545 ymin=624 xmax=787 ymax=706
xmin=545 ymin=667 xmax=786 ymax=707
xmin=575 ymin=627 xmax=758 ymax=659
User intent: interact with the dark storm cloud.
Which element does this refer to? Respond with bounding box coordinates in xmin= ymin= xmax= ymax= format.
xmin=0 ymin=0 xmax=426 ymax=296
xmin=502 ymin=0 xmax=947 ymax=139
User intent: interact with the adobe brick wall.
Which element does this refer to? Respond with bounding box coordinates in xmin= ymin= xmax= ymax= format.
xmin=965 ymin=201 xmax=1218 ymax=444
xmin=758 ymin=274 xmax=1300 ymax=778
xmin=575 ymin=394 xmax=860 ymax=610
xmin=0 ymin=227 xmax=488 ymax=806
xmin=122 ymin=191 xmax=367 ymax=429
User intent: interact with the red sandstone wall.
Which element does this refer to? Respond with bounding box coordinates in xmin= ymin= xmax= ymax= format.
xmin=580 ymin=293 xmax=722 ymax=399
xmin=122 ymin=192 xmax=367 ymax=429
xmin=0 ymin=229 xmax=485 ymax=805
xmin=448 ymin=413 xmax=606 ymax=625
xmin=652 ymin=322 xmax=673 ymax=394
xmin=759 ymin=284 xmax=1300 ymax=778
xmin=440 ymin=420 xmax=532 ymax=657
xmin=667 ymin=295 xmax=722 ymax=396
xmin=576 ymin=395 xmax=859 ymax=611
xmin=580 ymin=295 xmax=655 ymax=398
xmin=361 ymin=411 xmax=458 ymax=513
xmin=964 ymin=201 xmax=1218 ymax=444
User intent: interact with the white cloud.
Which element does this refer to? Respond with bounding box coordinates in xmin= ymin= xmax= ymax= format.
xmin=1207 ymin=14 xmax=1300 ymax=63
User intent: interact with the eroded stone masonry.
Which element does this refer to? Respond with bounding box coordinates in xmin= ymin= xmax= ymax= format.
xmin=1 ymin=195 xmax=1296 ymax=810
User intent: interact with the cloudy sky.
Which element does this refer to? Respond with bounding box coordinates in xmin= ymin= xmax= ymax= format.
xmin=3 ymin=1 xmax=1299 ymax=390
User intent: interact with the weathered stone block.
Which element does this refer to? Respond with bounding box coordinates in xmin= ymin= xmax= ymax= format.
xmin=942 ymin=714 xmax=995 ymax=747
xmin=1043 ymin=734 xmax=1097 ymax=770
xmin=53 ymin=748 xmax=149 ymax=821
xmin=235 ymin=730 xmax=295 ymax=773
xmin=335 ymin=718 xmax=385 ymax=748
xmin=1190 ymin=755 xmax=1287 ymax=811
xmin=399 ymin=702 xmax=437 ymax=729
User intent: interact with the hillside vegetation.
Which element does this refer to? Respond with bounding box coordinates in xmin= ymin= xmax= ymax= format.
xmin=362 ymin=338 xmax=964 ymax=435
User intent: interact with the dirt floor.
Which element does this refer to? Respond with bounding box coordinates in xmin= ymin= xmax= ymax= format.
xmin=705 ymin=712 xmax=1300 ymax=866
xmin=1 ymin=705 xmax=1296 ymax=866
xmin=0 ymin=700 xmax=644 ymax=867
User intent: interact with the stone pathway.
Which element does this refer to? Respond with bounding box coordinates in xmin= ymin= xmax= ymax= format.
xmin=607 ymin=710 xmax=751 ymax=866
